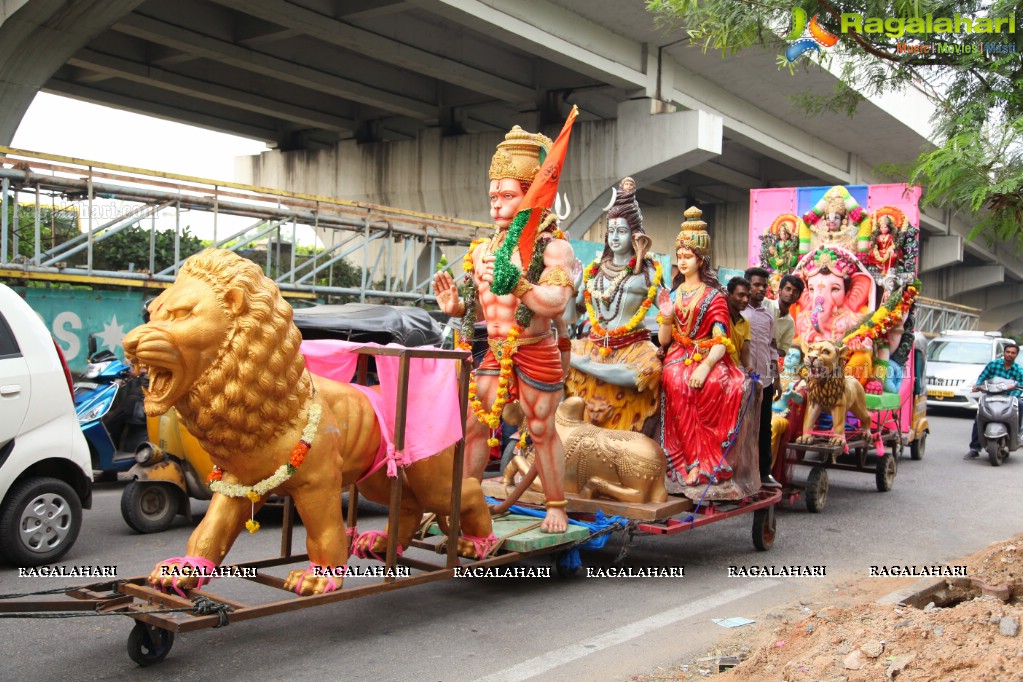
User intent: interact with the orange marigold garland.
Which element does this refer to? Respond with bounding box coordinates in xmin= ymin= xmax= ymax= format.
xmin=584 ymin=258 xmax=663 ymax=356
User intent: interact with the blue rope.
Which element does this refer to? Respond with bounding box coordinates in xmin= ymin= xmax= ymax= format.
xmin=484 ymin=497 xmax=628 ymax=572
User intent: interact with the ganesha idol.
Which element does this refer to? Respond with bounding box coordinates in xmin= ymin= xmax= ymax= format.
xmin=792 ymin=247 xmax=876 ymax=347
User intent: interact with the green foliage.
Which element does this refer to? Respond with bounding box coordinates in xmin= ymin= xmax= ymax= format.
xmin=85 ymin=225 xmax=204 ymax=272
xmin=646 ymin=0 xmax=1023 ymax=247
xmin=3 ymin=199 xmax=79 ymax=260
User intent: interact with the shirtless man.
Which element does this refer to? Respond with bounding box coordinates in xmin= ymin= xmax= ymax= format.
xmin=433 ymin=126 xmax=576 ymax=533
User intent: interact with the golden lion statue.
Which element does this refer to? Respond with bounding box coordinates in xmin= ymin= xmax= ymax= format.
xmin=795 ymin=339 xmax=871 ymax=447
xmin=501 ymin=397 xmax=668 ymax=503
xmin=122 ymin=249 xmax=492 ymax=595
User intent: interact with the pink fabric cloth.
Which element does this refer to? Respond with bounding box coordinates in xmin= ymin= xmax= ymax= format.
xmin=462 ymin=532 xmax=500 ymax=559
xmin=158 ymin=556 xmax=218 ymax=598
xmin=292 ymin=562 xmax=340 ymax=595
xmin=300 ymin=340 xmax=464 ymax=477
xmin=351 ymin=529 xmax=403 ymax=562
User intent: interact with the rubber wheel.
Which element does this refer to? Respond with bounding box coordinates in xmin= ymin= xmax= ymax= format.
xmin=121 ymin=482 xmax=179 ymax=534
xmin=804 ymin=466 xmax=828 ymax=514
xmin=875 ymin=452 xmax=897 ymax=492
xmin=752 ymin=508 xmax=776 ymax=551
xmin=0 ymin=477 xmax=82 ymax=566
xmin=987 ymin=439 xmax=1003 ymax=467
xmin=910 ymin=432 xmax=926 ymax=460
xmin=127 ymin=622 xmax=174 ymax=666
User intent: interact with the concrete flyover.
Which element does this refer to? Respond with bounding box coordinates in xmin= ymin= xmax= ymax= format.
xmin=1 ymin=0 xmax=1019 ymax=328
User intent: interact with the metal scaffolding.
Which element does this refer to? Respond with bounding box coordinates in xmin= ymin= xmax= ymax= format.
xmin=0 ymin=147 xmax=488 ymax=302
xmin=914 ymin=296 xmax=980 ymax=336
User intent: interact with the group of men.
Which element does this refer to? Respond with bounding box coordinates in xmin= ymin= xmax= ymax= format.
xmin=725 ymin=269 xmax=805 ymax=488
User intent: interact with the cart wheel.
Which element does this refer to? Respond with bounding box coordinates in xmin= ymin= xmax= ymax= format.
xmin=875 ymin=452 xmax=897 ymax=492
xmin=752 ymin=508 xmax=775 ymax=551
xmin=555 ymin=551 xmax=581 ymax=578
xmin=910 ymin=432 xmax=926 ymax=460
xmin=127 ymin=622 xmax=175 ymax=666
xmin=804 ymin=467 xmax=828 ymax=514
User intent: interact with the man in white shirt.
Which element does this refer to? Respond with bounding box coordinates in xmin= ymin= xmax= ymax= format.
xmin=743 ymin=267 xmax=781 ymax=488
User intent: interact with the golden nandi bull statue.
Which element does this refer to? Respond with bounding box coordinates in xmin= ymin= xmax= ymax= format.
xmin=122 ymin=249 xmax=493 ymax=596
xmin=501 ymin=397 xmax=668 ymax=503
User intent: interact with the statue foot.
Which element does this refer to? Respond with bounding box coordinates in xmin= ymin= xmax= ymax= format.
xmin=796 ymin=435 xmax=814 ymax=445
xmin=283 ymin=567 xmax=340 ymax=596
xmin=540 ymin=507 xmax=569 ymax=534
xmin=828 ymin=436 xmax=846 ymax=447
xmin=684 ymin=469 xmax=703 ymax=486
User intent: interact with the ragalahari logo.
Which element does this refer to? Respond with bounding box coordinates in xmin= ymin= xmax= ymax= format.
xmin=785 ymin=7 xmax=840 ymax=62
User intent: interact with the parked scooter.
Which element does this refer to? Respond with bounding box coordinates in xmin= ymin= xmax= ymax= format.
xmin=120 ymin=409 xmax=214 ymax=533
xmin=74 ymin=336 xmax=148 ymax=477
xmin=976 ymin=379 xmax=1021 ymax=467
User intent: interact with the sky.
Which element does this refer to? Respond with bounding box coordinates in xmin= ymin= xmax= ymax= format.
xmin=12 ymin=92 xmax=269 ymax=180
xmin=9 ymin=93 xmax=324 ymax=245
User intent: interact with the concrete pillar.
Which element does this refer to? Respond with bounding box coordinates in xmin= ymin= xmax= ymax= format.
xmin=918 ymin=235 xmax=963 ymax=273
xmin=564 ymin=99 xmax=722 ymax=237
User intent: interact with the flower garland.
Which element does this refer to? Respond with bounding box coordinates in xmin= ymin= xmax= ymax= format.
xmin=587 ymin=257 xmax=636 ymax=303
xmin=469 ymin=323 xmax=522 ymax=437
xmin=842 ymin=279 xmax=920 ymax=346
xmin=207 ymin=402 xmax=322 ymax=533
xmin=583 ymin=258 xmax=663 ymax=356
xmin=489 ymin=209 xmax=531 ymax=295
xmin=667 ymin=333 xmax=736 ymax=365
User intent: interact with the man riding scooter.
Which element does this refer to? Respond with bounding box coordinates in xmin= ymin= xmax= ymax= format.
xmin=965 ymin=342 xmax=1023 ymax=459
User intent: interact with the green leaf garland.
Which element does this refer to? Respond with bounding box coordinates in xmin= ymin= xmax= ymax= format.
xmin=490 ymin=209 xmax=530 ymax=295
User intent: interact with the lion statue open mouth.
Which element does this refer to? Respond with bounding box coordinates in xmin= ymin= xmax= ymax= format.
xmin=123 ymin=249 xmax=492 ymax=595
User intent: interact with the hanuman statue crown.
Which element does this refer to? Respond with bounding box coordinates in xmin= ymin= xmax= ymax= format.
xmin=675 ymin=206 xmax=711 ymax=256
xmin=489 ymin=125 xmax=553 ymax=183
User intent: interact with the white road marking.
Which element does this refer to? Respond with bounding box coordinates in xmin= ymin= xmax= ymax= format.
xmin=475 ymin=581 xmax=780 ymax=682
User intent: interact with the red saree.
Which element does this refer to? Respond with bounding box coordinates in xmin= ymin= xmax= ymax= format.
xmin=661 ymin=287 xmax=746 ymax=484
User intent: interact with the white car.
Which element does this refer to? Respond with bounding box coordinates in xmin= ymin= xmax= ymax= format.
xmin=926 ymin=331 xmax=1016 ymax=411
xmin=0 ymin=283 xmax=93 ymax=565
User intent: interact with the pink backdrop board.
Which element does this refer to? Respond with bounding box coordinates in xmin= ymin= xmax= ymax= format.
xmin=867 ymin=184 xmax=923 ymax=232
xmin=748 ymin=188 xmax=797 ymax=267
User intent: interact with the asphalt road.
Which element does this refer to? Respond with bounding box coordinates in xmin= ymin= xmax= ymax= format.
xmin=1 ymin=408 xmax=1020 ymax=681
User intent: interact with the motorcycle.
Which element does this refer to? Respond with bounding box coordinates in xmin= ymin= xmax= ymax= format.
xmin=74 ymin=336 xmax=149 ymax=477
xmin=976 ymin=379 xmax=1021 ymax=467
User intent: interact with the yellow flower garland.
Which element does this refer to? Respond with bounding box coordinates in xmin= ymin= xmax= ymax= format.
xmin=466 ymin=324 xmax=522 ymax=433
xmin=583 ymin=259 xmax=663 ymax=356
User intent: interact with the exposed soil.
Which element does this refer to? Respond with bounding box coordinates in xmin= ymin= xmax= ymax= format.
xmin=630 ymin=535 xmax=1023 ymax=681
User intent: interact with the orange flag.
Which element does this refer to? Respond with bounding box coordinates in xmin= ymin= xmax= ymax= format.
xmin=516 ymin=105 xmax=579 ymax=268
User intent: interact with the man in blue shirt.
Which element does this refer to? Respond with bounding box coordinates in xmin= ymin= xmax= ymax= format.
xmin=965 ymin=342 xmax=1023 ymax=459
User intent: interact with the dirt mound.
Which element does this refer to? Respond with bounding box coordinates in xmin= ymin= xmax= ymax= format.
xmin=719 ymin=535 xmax=1023 ymax=681
xmin=629 ymin=536 xmax=1023 ymax=681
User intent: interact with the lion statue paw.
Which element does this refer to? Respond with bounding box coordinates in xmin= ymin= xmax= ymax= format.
xmin=147 ymin=557 xmax=216 ymax=596
xmin=795 ymin=434 xmax=815 ymax=445
xmin=283 ymin=565 xmax=342 ymax=596
xmin=828 ymin=436 xmax=847 ymax=447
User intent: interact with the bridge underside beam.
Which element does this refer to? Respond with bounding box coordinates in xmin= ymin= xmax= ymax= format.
xmin=955 ymin=284 xmax=1023 ymax=312
xmin=919 ymin=235 xmax=963 ymax=273
xmin=0 ymin=0 xmax=144 ymax=145
xmin=564 ymin=101 xmax=722 ymax=235
xmin=920 ymin=265 xmax=1004 ymax=300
